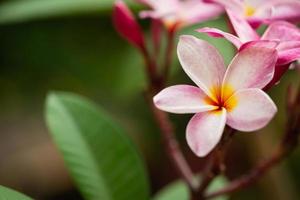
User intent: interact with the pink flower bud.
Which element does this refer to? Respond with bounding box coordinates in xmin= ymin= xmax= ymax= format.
xmin=113 ymin=1 xmax=145 ymax=51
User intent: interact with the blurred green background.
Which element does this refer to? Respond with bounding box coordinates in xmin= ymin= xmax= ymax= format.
xmin=0 ymin=0 xmax=299 ymax=199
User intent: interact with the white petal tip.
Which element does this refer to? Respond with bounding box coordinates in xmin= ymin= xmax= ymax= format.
xmin=153 ymin=93 xmax=162 ymax=108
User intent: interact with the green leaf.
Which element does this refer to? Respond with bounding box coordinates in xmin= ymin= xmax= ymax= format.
xmin=0 ymin=185 xmax=33 ymax=200
xmin=153 ymin=180 xmax=188 ymax=200
xmin=45 ymin=92 xmax=150 ymax=200
xmin=0 ymin=0 xmax=136 ymax=24
xmin=207 ymin=177 xmax=229 ymax=200
xmin=153 ymin=176 xmax=228 ymax=200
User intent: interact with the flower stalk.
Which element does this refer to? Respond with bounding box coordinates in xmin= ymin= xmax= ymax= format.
xmin=162 ymin=27 xmax=176 ymax=82
xmin=205 ymin=84 xmax=300 ymax=199
xmin=147 ymin=93 xmax=197 ymax=190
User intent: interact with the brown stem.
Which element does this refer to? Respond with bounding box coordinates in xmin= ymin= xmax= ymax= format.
xmin=162 ymin=28 xmax=176 ymax=81
xmin=198 ymin=155 xmax=216 ymax=194
xmin=151 ymin=19 xmax=162 ymax=59
xmin=205 ymin=89 xmax=300 ymax=199
xmin=205 ymin=147 xmax=285 ymax=199
xmin=147 ymin=92 xmax=197 ymax=190
xmin=198 ymin=127 xmax=236 ymax=196
xmin=141 ymin=46 xmax=161 ymax=87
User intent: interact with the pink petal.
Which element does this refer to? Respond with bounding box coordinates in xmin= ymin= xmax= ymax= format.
xmin=267 ymin=1 xmax=300 ymax=23
xmin=239 ymin=40 xmax=279 ymax=52
xmin=238 ymin=40 xmax=300 ymax=66
xmin=179 ymin=0 xmax=224 ymax=25
xmin=153 ymin=85 xmax=217 ymax=114
xmin=177 ymin=35 xmax=226 ymax=98
xmin=186 ymin=109 xmax=227 ymax=157
xmin=246 ymin=1 xmax=300 ymax=27
xmin=196 ymin=27 xmax=242 ymax=48
xmin=277 ymin=41 xmax=300 ymax=65
xmin=226 ymin=88 xmax=277 ymax=131
xmin=227 ymin=10 xmax=260 ymax=42
xmin=262 ymin=21 xmax=300 ymax=41
xmin=140 ymin=0 xmax=223 ymax=29
xmin=138 ymin=0 xmax=179 ymax=19
xmin=204 ymin=0 xmax=243 ymax=15
xmin=249 ymin=3 xmax=273 ymax=26
xmin=137 ymin=0 xmax=179 ymax=10
xmin=223 ymin=44 xmax=277 ymax=91
xmin=247 ymin=18 xmax=264 ymax=29
xmin=139 ymin=10 xmax=160 ymax=19
xmin=113 ymin=1 xmax=145 ymax=50
xmin=277 ymin=41 xmax=300 ymax=51
xmin=244 ymin=0 xmax=265 ymax=7
xmin=277 ymin=48 xmax=300 ymax=66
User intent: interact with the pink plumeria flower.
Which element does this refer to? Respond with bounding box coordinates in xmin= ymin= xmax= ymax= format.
xmin=206 ymin=0 xmax=300 ymax=28
xmin=197 ymin=19 xmax=300 ymax=88
xmin=137 ymin=0 xmax=223 ymax=30
xmin=153 ymin=35 xmax=278 ymax=157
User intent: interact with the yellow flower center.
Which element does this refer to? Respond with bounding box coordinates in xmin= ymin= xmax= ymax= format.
xmin=204 ymin=84 xmax=238 ymax=113
xmin=163 ymin=15 xmax=182 ymax=30
xmin=244 ymin=5 xmax=255 ymax=17
xmin=164 ymin=18 xmax=176 ymax=28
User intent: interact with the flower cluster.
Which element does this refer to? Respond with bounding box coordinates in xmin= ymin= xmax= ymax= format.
xmin=113 ymin=0 xmax=223 ymax=51
xmin=113 ymin=0 xmax=300 ymax=157
xmin=206 ymin=0 xmax=300 ymax=28
xmin=138 ymin=0 xmax=223 ymax=30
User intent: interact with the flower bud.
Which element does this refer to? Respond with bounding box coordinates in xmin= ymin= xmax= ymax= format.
xmin=112 ymin=1 xmax=145 ymax=51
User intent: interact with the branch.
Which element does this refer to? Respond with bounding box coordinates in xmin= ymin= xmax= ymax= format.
xmin=141 ymin=46 xmax=161 ymax=87
xmin=197 ymin=127 xmax=236 ymax=197
xmin=147 ymin=92 xmax=197 ymax=190
xmin=162 ymin=28 xmax=176 ymax=81
xmin=205 ymin=87 xmax=300 ymax=199
xmin=205 ymin=146 xmax=286 ymax=199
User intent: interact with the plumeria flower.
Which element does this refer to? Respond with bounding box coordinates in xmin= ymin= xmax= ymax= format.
xmin=153 ymin=35 xmax=278 ymax=157
xmin=137 ymin=0 xmax=223 ymax=30
xmin=206 ymin=0 xmax=300 ymax=28
xmin=197 ymin=19 xmax=300 ymax=88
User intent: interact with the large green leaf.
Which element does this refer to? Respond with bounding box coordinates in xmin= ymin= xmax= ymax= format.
xmin=0 ymin=0 xmax=136 ymax=24
xmin=153 ymin=176 xmax=228 ymax=200
xmin=0 ymin=185 xmax=33 ymax=200
xmin=45 ymin=92 xmax=150 ymax=200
